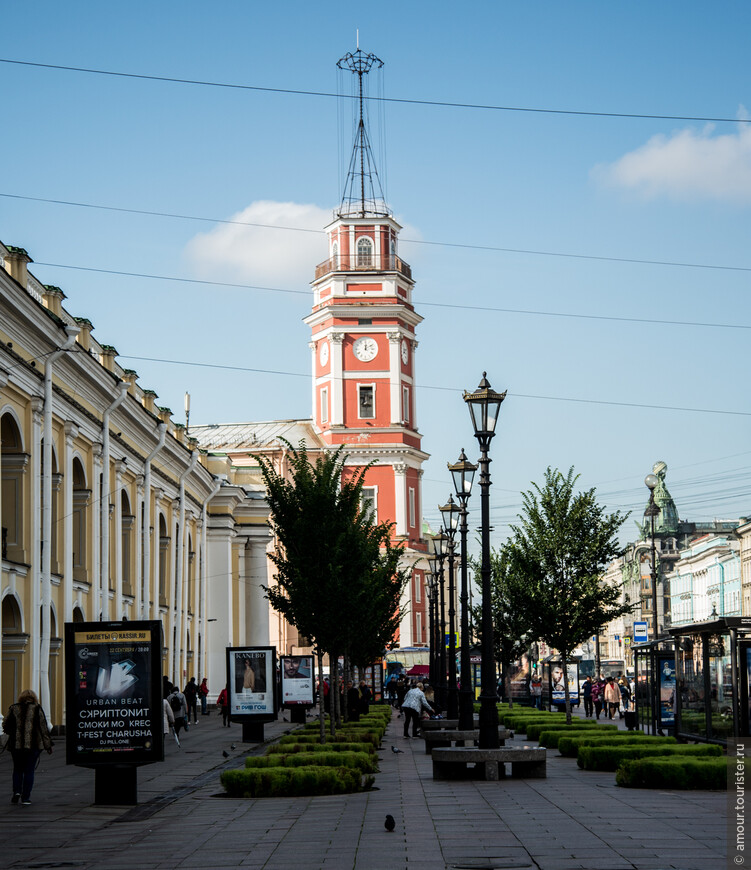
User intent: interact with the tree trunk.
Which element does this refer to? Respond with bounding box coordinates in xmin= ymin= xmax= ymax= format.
xmin=342 ymin=653 xmax=350 ymax=723
xmin=562 ymin=653 xmax=572 ymax=725
xmin=317 ymin=647 xmax=326 ymax=745
xmin=330 ymin=651 xmax=339 ymax=737
xmin=504 ymin=658 xmax=513 ymax=710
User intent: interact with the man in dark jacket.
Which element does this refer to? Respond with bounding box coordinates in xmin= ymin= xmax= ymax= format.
xmin=183 ymin=677 xmax=199 ymax=724
xmin=3 ymin=689 xmax=53 ymax=805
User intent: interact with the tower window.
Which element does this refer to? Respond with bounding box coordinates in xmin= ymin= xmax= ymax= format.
xmin=356 ymin=237 xmax=373 ymax=267
xmin=361 ymin=487 xmax=377 ymax=519
xmin=358 ymin=318 xmax=372 ymax=325
xmin=409 ymin=487 xmax=416 ymax=528
xmin=320 ymin=387 xmax=328 ymax=424
xmin=358 ymin=385 xmax=375 ymax=419
xmin=402 ymin=386 xmax=410 ymax=424
xmin=331 ymin=242 xmax=339 ymax=266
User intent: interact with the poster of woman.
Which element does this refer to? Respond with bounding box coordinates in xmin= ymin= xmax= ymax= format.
xmin=226 ymin=647 xmax=276 ymax=717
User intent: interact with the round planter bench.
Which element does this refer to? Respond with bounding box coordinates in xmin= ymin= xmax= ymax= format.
xmin=432 ymin=746 xmax=547 ymax=781
xmin=423 ymin=728 xmax=510 ymax=754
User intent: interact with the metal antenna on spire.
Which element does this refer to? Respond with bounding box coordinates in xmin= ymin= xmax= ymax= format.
xmin=336 ymin=46 xmax=390 ymax=219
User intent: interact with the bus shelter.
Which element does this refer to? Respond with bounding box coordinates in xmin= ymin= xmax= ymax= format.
xmin=667 ymin=616 xmax=751 ymax=745
xmin=633 ymin=639 xmax=676 ymax=736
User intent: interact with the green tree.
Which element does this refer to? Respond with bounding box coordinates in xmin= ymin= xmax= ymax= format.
xmin=506 ymin=467 xmax=631 ymax=723
xmin=470 ymin=546 xmax=533 ymax=709
xmin=259 ymin=441 xmax=406 ymax=739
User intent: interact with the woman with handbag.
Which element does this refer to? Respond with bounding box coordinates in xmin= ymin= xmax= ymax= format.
xmin=2 ymin=689 xmax=53 ymax=806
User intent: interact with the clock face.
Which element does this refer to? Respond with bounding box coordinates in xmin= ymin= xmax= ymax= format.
xmin=401 ymin=339 xmax=409 ymax=365
xmin=319 ymin=340 xmax=329 ymax=366
xmin=353 ymin=337 xmax=378 ymax=362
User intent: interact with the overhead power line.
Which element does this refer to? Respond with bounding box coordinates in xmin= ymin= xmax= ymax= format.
xmin=31 ymin=259 xmax=751 ymax=333
xmin=0 ymin=57 xmax=748 ymax=125
xmin=8 ymin=191 xmax=751 ymax=274
xmin=120 ymin=353 xmax=751 ymax=418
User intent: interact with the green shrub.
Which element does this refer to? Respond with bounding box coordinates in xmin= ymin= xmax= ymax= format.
xmin=266 ymin=741 xmax=375 ymax=755
xmin=527 ymin=721 xmax=616 ymax=741
xmin=535 ymin=726 xmax=617 ymax=748
xmin=557 ymin=733 xmax=676 ymax=757
xmin=221 ymin=764 xmax=366 ymax=797
xmin=245 ymin=750 xmax=378 ymax=774
xmin=279 ymin=730 xmax=379 ymax=747
xmin=578 ymin=743 xmax=722 ymax=771
xmin=615 ymin=756 xmax=727 ymax=790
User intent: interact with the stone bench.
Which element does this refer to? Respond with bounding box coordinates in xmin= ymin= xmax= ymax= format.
xmin=432 ymin=746 xmax=547 ymax=781
xmin=419 ymin=718 xmax=459 ymax=731
xmin=423 ymin=728 xmax=510 ymax=754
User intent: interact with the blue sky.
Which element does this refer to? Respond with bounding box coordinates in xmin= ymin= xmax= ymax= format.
xmin=3 ymin=1 xmax=750 ymax=544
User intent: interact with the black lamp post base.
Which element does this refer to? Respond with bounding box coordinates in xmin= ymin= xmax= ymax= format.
xmin=447 ymin=689 xmax=459 ymax=721
xmin=478 ymin=693 xmax=500 ymax=749
xmin=458 ymin=688 xmax=475 ymax=731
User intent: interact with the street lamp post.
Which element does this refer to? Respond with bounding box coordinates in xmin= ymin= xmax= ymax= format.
xmin=429 ymin=532 xmax=448 ymax=710
xmin=463 ymin=373 xmax=507 ymax=750
xmin=449 ymin=449 xmax=477 ymax=731
xmin=439 ymin=495 xmax=461 ymax=720
xmin=426 ymin=573 xmax=436 ymax=688
xmin=644 ymin=473 xmax=660 ymax=642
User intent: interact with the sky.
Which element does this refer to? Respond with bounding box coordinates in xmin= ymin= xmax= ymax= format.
xmin=2 ymin=1 xmax=750 ymax=548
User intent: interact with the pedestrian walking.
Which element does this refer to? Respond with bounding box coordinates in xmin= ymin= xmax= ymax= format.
xmin=618 ymin=677 xmax=632 ymax=715
xmin=358 ymin=680 xmax=372 ymax=716
xmin=168 ymin=686 xmax=189 ymax=735
xmin=184 ymin=677 xmax=199 ymax=724
xmin=530 ymin=676 xmax=543 ymax=710
xmin=163 ymin=696 xmax=176 ymax=745
xmin=2 ymin=689 xmax=53 ymax=805
xmin=401 ymin=682 xmax=432 ymax=738
xmin=217 ymin=686 xmax=230 ymax=726
xmin=582 ymin=676 xmax=594 ymax=717
xmin=198 ymin=677 xmax=209 ymax=715
xmin=591 ymin=677 xmax=605 ymax=719
xmin=395 ymin=675 xmax=408 ymax=717
xmin=604 ymin=676 xmax=621 ymax=719
xmin=346 ymin=681 xmax=361 ymax=721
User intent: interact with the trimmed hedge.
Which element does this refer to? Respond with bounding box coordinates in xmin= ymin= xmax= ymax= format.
xmin=221 ymin=765 xmax=370 ymax=797
xmin=266 ymin=740 xmax=375 ymax=755
xmin=557 ymin=733 xmax=676 ymax=757
xmin=578 ymin=743 xmax=722 ymax=771
xmin=279 ymin=731 xmax=380 ymax=747
xmin=527 ymin=721 xmax=616 ymax=741
xmin=615 ymin=756 xmax=727 ymax=790
xmin=245 ymin=750 xmax=378 ymax=774
xmin=536 ymin=726 xmax=617 ymax=749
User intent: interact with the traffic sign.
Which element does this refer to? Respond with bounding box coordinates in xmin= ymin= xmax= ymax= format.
xmin=633 ymin=621 xmax=649 ymax=643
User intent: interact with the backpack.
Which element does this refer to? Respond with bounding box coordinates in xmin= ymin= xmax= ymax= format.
xmin=169 ymin=693 xmax=182 ymax=714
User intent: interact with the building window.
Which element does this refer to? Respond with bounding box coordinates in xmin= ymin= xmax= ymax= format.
xmin=409 ymin=487 xmax=416 ymax=528
xmin=320 ymin=387 xmax=328 ymax=424
xmin=361 ymin=487 xmax=377 ymax=520
xmin=358 ymin=384 xmax=375 ymax=419
xmin=416 ymin=612 xmax=423 ymax=643
xmin=402 ymin=386 xmax=410 ymax=423
xmin=331 ymin=241 xmax=338 ymax=266
xmin=356 ymin=237 xmax=373 ymax=267
xmin=414 ymin=572 xmax=421 ymax=603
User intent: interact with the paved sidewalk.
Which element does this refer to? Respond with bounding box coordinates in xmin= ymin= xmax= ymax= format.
xmin=0 ymin=706 xmax=727 ymax=870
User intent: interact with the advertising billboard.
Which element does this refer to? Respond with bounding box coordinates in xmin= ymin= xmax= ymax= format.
xmin=280 ymin=655 xmax=315 ymax=707
xmin=551 ymin=662 xmax=580 ymax=704
xmin=64 ymin=620 xmax=163 ymax=766
xmin=658 ymin=654 xmax=676 ymax=727
xmin=227 ymin=647 xmax=277 ymax=717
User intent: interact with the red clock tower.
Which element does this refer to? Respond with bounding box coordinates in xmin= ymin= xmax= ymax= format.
xmin=303 ymin=47 xmax=428 ymax=647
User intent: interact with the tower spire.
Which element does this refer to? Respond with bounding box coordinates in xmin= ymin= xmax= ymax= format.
xmin=337 ymin=47 xmax=390 ymax=219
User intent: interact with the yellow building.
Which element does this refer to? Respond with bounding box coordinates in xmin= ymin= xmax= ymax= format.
xmin=0 ymin=241 xmax=290 ymax=726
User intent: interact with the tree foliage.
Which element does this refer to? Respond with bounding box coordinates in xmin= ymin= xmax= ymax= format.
xmin=506 ymin=466 xmax=631 ymax=721
xmin=470 ymin=546 xmax=533 ymax=708
xmin=259 ymin=442 xmax=407 ymax=738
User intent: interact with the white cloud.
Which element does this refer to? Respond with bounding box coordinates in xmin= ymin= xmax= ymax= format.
xmin=184 ymin=201 xmax=332 ymax=287
xmin=593 ymin=114 xmax=751 ymax=204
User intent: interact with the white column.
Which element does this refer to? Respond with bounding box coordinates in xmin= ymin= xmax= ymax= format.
xmin=309 ymin=341 xmax=317 ymax=423
xmin=206 ymin=517 xmax=235 ymax=698
xmin=393 ymin=462 xmax=408 ymax=536
xmin=63 ymin=423 xmax=78 ymax=622
xmin=30 ymin=397 xmax=43 ymax=697
xmin=387 ymin=331 xmax=401 ymax=424
xmin=113 ymin=460 xmax=125 ymax=620
xmin=134 ymin=475 xmax=144 ymax=618
xmin=180 ymin=509 xmax=196 ymax=683
xmin=91 ymin=443 xmax=102 ymax=619
xmin=330 ymin=332 xmax=344 ymax=426
xmin=151 ymin=486 xmax=164 ymax=622
xmin=0 ymin=368 xmax=7 ymax=710
xmin=169 ymin=498 xmax=179 ymax=684
xmin=411 ymin=339 xmax=418 ymax=430
xmin=246 ymin=533 xmax=271 ymax=644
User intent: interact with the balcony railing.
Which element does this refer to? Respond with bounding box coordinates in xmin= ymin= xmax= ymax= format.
xmin=314 ymin=255 xmax=412 ymax=282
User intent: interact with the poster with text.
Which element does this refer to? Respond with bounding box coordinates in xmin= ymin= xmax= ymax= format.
xmin=64 ymin=621 xmax=163 ymax=766
xmin=227 ymin=647 xmax=276 ymax=717
xmin=280 ymin=655 xmax=314 ymax=706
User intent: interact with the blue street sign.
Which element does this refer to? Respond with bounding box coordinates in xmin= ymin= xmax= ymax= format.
xmin=633 ymin=621 xmax=649 ymax=643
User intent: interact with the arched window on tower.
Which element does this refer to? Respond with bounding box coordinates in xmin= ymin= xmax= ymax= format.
xmin=331 ymin=241 xmax=339 ymax=268
xmin=356 ymin=237 xmax=373 ymax=267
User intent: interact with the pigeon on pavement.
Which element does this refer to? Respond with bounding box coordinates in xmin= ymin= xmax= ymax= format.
xmin=391 ymin=745 xmax=403 ymax=754
xmin=385 ymin=815 xmax=396 ymax=832
xmin=222 ymin=750 xmax=229 ymax=758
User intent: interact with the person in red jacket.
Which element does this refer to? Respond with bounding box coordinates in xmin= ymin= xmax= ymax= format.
xmin=217 ymin=686 xmax=230 ymax=727
xmin=198 ymin=678 xmax=210 ymax=716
